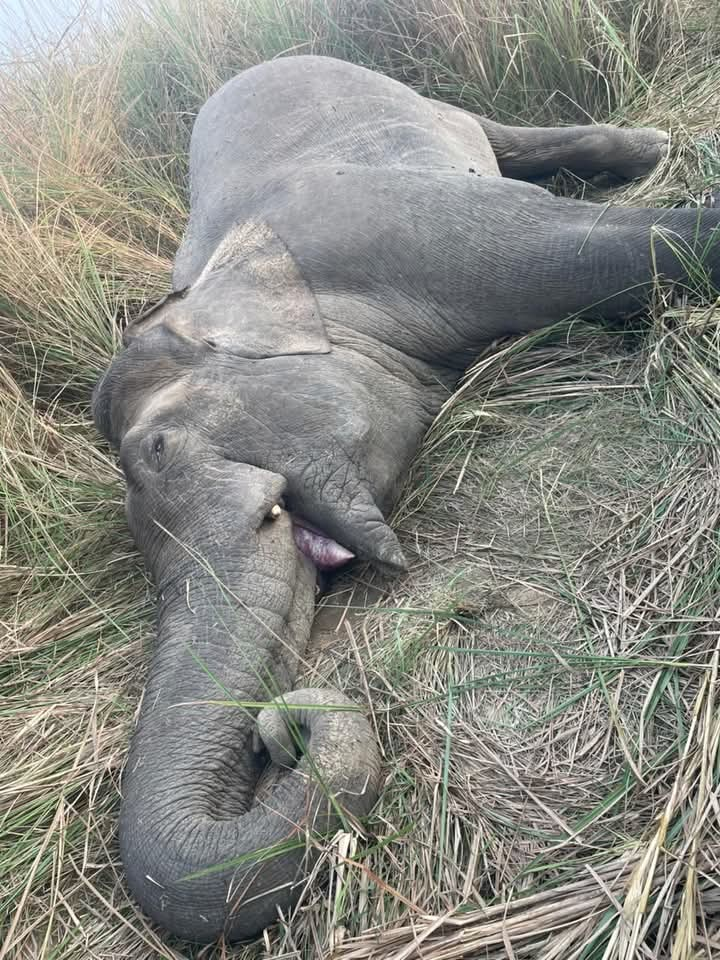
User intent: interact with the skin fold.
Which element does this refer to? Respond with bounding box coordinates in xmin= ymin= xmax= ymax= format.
xmin=93 ymin=55 xmax=720 ymax=943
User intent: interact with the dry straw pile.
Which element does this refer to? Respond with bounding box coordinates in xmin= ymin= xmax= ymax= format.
xmin=2 ymin=1 xmax=720 ymax=958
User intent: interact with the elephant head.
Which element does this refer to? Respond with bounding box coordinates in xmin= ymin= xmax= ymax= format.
xmin=92 ymin=228 xmax=388 ymax=942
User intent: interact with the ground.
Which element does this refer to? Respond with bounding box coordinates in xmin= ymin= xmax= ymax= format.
xmin=2 ymin=2 xmax=720 ymax=958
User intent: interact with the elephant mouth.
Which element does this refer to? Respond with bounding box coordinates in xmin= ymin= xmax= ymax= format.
xmin=290 ymin=515 xmax=355 ymax=570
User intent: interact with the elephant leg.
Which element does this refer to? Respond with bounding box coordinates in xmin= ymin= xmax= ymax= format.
xmin=509 ymin=191 xmax=720 ymax=324
xmin=459 ymin=181 xmax=720 ymax=336
xmin=477 ymin=116 xmax=668 ymax=181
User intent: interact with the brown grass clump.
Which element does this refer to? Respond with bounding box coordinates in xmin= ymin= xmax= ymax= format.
xmin=2 ymin=1 xmax=720 ymax=958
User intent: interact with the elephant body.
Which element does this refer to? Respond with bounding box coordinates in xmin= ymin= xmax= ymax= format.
xmin=93 ymin=55 xmax=720 ymax=943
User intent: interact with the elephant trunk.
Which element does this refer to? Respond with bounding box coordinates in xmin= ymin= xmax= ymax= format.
xmin=116 ymin=458 xmax=381 ymax=944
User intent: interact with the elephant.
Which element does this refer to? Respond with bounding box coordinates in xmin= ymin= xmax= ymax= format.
xmin=92 ymin=54 xmax=720 ymax=944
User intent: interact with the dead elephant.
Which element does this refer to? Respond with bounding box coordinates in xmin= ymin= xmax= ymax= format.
xmin=93 ymin=55 xmax=720 ymax=943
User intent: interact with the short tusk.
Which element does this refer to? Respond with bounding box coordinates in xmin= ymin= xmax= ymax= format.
xmin=269 ymin=504 xmax=283 ymax=520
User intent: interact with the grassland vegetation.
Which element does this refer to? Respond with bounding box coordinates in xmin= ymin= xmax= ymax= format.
xmin=2 ymin=1 xmax=720 ymax=957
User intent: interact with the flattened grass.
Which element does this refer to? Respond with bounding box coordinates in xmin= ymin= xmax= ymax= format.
xmin=2 ymin=1 xmax=720 ymax=957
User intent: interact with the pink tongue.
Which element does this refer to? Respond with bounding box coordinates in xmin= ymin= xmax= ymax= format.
xmin=292 ymin=520 xmax=355 ymax=570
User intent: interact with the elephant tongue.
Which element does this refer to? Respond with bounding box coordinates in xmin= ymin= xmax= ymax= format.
xmin=292 ymin=518 xmax=355 ymax=570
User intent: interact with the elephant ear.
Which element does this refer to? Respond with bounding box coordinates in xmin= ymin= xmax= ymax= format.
xmin=125 ymin=221 xmax=330 ymax=359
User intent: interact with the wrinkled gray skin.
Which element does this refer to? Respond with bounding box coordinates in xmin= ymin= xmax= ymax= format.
xmin=93 ymin=55 xmax=720 ymax=944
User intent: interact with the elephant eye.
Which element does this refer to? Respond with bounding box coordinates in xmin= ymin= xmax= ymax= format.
xmin=153 ymin=434 xmax=164 ymax=467
xmin=131 ymin=426 xmax=185 ymax=475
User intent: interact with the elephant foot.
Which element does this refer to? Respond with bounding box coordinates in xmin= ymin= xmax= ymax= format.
xmin=609 ymin=127 xmax=669 ymax=180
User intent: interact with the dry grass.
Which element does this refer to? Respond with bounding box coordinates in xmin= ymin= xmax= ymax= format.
xmin=2 ymin=1 xmax=720 ymax=958
xmin=324 ymin=315 xmax=720 ymax=959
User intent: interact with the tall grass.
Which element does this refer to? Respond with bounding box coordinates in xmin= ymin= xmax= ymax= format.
xmin=0 ymin=0 xmax=709 ymax=396
xmin=2 ymin=0 xmax=720 ymax=958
